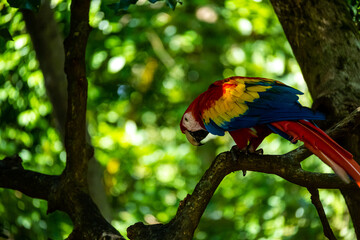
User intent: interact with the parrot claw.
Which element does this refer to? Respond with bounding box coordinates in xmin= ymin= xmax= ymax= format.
xmin=230 ymin=145 xmax=242 ymax=161
xmin=245 ymin=145 xmax=263 ymax=155
xmin=230 ymin=145 xmax=263 ymax=161
xmin=254 ymin=148 xmax=263 ymax=155
xmin=230 ymin=145 xmax=239 ymax=161
xmin=230 ymin=146 xmax=248 ymax=177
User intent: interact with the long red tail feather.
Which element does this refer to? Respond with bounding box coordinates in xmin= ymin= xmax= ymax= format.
xmin=270 ymin=120 xmax=360 ymax=187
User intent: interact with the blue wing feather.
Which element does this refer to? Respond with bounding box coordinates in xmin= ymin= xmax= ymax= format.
xmin=204 ymin=80 xmax=324 ymax=134
xmin=206 ymin=119 xmax=226 ymax=136
xmin=202 ymin=77 xmax=325 ymax=135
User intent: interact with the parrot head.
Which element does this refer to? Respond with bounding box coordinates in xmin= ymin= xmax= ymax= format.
xmin=180 ymin=96 xmax=209 ymax=146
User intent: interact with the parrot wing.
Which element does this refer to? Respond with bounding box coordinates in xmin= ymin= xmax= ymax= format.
xmin=199 ymin=76 xmax=324 ymax=136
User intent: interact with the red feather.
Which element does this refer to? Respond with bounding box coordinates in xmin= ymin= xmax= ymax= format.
xmin=270 ymin=120 xmax=360 ymax=187
xmin=230 ymin=125 xmax=272 ymax=152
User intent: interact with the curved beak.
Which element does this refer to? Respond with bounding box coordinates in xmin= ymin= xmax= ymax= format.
xmin=184 ymin=130 xmax=209 ymax=146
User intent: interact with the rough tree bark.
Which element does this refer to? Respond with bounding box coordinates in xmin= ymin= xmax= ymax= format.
xmin=0 ymin=0 xmax=123 ymax=239
xmin=21 ymin=0 xmax=112 ymax=222
xmin=270 ymin=0 xmax=360 ymax=237
xmin=52 ymin=0 xmax=122 ymax=238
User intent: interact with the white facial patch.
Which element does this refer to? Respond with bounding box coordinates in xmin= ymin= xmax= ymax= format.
xmin=182 ymin=112 xmax=204 ymax=132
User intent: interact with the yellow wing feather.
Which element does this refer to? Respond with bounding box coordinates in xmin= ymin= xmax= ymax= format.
xmin=202 ymin=77 xmax=272 ymax=126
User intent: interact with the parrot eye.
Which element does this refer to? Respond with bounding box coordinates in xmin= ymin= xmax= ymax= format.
xmin=184 ymin=117 xmax=189 ymax=122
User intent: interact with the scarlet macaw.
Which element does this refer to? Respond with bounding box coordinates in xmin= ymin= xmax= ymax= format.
xmin=180 ymin=76 xmax=360 ymax=187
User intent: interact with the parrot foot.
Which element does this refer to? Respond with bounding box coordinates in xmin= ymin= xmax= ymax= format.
xmin=230 ymin=146 xmax=247 ymax=176
xmin=253 ymin=148 xmax=263 ymax=155
xmin=230 ymin=145 xmax=243 ymax=161
xmin=230 ymin=145 xmax=263 ymax=161
xmin=245 ymin=145 xmax=264 ymax=155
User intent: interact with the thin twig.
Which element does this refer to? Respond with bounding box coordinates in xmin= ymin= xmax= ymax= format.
xmin=307 ymin=187 xmax=337 ymax=240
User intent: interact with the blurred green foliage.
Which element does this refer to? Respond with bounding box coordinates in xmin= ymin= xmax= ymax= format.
xmin=108 ymin=0 xmax=180 ymax=11
xmin=349 ymin=0 xmax=360 ymax=26
xmin=0 ymin=0 xmax=356 ymax=239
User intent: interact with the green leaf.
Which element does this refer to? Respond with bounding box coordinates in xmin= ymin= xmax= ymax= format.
xmin=7 ymin=0 xmax=40 ymax=11
xmin=0 ymin=28 xmax=13 ymax=41
xmin=108 ymin=0 xmax=138 ymax=12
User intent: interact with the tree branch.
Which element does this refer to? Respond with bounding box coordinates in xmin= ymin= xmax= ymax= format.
xmin=307 ymin=187 xmax=337 ymax=240
xmin=0 ymin=156 xmax=58 ymax=200
xmin=0 ymin=154 xmax=124 ymax=240
xmin=49 ymin=0 xmax=124 ymax=238
xmin=128 ymin=108 xmax=360 ymax=240
xmin=1 ymin=0 xmax=125 ymax=239
xmin=22 ymin=3 xmax=67 ymax=141
xmin=62 ymin=0 xmax=92 ymax=187
xmin=22 ymin=0 xmax=112 ymax=221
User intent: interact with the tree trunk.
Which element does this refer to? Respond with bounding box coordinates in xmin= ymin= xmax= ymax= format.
xmin=22 ymin=0 xmax=112 ymax=222
xmin=270 ymin=0 xmax=360 ymax=237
